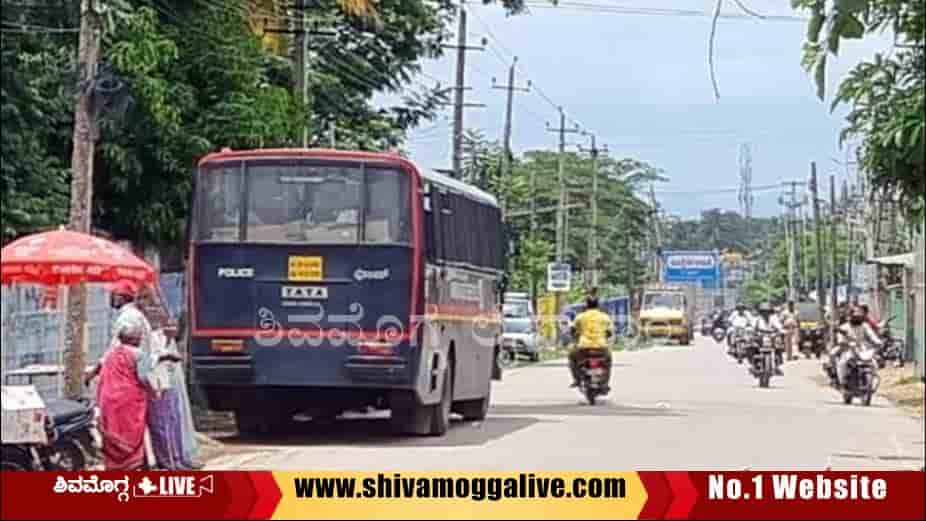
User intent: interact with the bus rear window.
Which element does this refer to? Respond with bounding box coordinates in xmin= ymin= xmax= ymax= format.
xmin=197 ymin=160 xmax=411 ymax=245
xmin=198 ymin=164 xmax=242 ymax=242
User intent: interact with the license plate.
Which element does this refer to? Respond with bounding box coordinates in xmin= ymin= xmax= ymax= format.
xmin=288 ymin=256 xmax=323 ymax=281
xmin=586 ymin=368 xmax=605 ymax=376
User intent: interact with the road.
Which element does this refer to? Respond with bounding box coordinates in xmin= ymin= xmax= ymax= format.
xmin=207 ymin=335 xmax=924 ymax=470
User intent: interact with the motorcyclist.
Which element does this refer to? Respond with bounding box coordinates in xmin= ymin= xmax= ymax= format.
xmin=859 ymin=304 xmax=881 ymax=334
xmin=832 ymin=306 xmax=883 ymax=389
xmin=752 ymin=302 xmax=785 ymax=375
xmin=727 ymin=304 xmax=754 ymax=352
xmin=568 ymin=296 xmax=614 ymax=389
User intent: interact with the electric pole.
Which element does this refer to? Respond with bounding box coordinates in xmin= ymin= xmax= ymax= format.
xmin=830 ymin=175 xmax=840 ymax=341
xmin=442 ymin=5 xmax=486 ymax=178
xmin=63 ymin=0 xmax=104 ymax=400
xmin=267 ymin=4 xmax=334 ymax=147
xmin=294 ymin=0 xmax=308 ymax=147
xmin=810 ymin=163 xmax=827 ymax=326
xmin=492 ymin=58 xmax=530 ymax=220
xmin=546 ymin=108 xmax=581 ymax=327
xmin=782 ymin=180 xmax=805 ymax=301
xmin=578 ymin=133 xmax=606 ymax=289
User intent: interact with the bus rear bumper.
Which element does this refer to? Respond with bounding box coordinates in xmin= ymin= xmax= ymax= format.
xmin=193 ymin=356 xmax=255 ymax=384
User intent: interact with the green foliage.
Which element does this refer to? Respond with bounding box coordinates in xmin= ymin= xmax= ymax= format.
xmin=663 ymin=210 xmax=780 ymax=253
xmin=792 ymin=0 xmax=925 ymax=222
xmin=1 ymin=0 xmax=454 ymax=245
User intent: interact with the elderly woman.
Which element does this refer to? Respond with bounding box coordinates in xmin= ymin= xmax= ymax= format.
xmin=87 ymin=313 xmax=181 ymax=470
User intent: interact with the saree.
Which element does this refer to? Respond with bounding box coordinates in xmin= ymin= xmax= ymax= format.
xmin=146 ymin=331 xmax=198 ymax=469
xmin=97 ymin=344 xmax=148 ymax=470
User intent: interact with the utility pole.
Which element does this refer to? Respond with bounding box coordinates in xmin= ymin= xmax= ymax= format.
xmin=268 ymin=3 xmax=334 ymax=147
xmin=441 ymin=5 xmax=486 ymax=178
xmin=63 ymin=0 xmax=104 ymax=400
xmin=579 ymin=133 xmax=607 ymax=288
xmin=294 ymin=0 xmax=308 ymax=146
xmin=782 ymin=180 xmax=805 ymax=301
xmin=810 ymin=163 xmax=827 ymax=327
xmin=492 ymin=58 xmax=530 ymax=220
xmin=546 ymin=108 xmax=581 ymax=326
xmin=830 ymin=175 xmax=840 ymax=341
xmin=328 ymin=120 xmax=336 ymax=148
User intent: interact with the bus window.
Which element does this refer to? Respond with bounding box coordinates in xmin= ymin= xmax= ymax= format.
xmin=247 ymin=163 xmax=362 ymax=244
xmin=365 ymin=168 xmax=410 ymax=244
xmin=198 ymin=163 xmax=242 ymax=242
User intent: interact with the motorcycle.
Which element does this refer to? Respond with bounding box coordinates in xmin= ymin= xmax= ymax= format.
xmin=0 ymin=397 xmax=98 ymax=471
xmin=575 ymin=348 xmax=610 ymax=405
xmin=700 ymin=317 xmax=714 ymax=337
xmin=824 ymin=338 xmax=880 ymax=406
xmin=875 ymin=317 xmax=905 ymax=368
xmin=729 ymin=327 xmax=753 ymax=364
xmin=750 ymin=332 xmax=779 ymax=388
xmin=799 ymin=324 xmax=827 ymax=359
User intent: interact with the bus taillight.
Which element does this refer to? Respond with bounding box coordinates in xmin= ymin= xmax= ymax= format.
xmin=211 ymin=339 xmax=244 ymax=353
xmin=357 ymin=342 xmax=396 ymax=357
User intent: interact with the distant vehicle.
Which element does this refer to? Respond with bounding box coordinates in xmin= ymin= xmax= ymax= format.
xmin=796 ymin=302 xmax=826 ymax=359
xmin=638 ymin=284 xmax=696 ymax=345
xmin=501 ymin=317 xmax=540 ymax=363
xmin=503 ymin=292 xmax=534 ymax=319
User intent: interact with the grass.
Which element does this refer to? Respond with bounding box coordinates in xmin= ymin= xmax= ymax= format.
xmin=878 ymin=365 xmax=925 ymax=418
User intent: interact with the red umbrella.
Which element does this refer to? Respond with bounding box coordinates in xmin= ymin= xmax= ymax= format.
xmin=1 ymin=228 xmax=155 ymax=286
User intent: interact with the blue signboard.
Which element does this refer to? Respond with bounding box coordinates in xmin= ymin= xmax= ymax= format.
xmin=563 ymin=296 xmax=630 ymax=336
xmin=663 ymin=251 xmax=721 ymax=290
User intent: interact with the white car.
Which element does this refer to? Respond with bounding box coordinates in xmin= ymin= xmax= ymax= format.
xmin=501 ymin=317 xmax=540 ymax=362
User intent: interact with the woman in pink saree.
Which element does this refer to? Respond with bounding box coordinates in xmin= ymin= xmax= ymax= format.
xmin=95 ymin=319 xmax=149 ymax=470
xmin=88 ymin=312 xmax=181 ymax=470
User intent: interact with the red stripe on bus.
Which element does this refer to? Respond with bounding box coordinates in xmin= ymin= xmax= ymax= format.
xmin=192 ymin=328 xmax=412 ymax=340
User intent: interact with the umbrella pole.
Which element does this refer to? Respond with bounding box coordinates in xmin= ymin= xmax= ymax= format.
xmin=58 ymin=285 xmax=68 ymax=399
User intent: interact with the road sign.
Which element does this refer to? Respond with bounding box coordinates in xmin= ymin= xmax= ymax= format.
xmin=663 ymin=251 xmax=721 ymax=289
xmin=547 ymin=263 xmax=571 ymax=292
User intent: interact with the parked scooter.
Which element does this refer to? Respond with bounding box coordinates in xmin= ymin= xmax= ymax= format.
xmin=1 ymin=397 xmax=98 ymax=471
xmin=824 ymin=338 xmax=880 ymax=406
xmin=874 ymin=317 xmax=905 ymax=368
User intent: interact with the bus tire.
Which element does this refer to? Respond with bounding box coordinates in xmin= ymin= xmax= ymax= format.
xmin=429 ymin=365 xmax=453 ymax=436
xmin=234 ymin=409 xmax=265 ymax=436
xmin=454 ymin=387 xmax=491 ymax=421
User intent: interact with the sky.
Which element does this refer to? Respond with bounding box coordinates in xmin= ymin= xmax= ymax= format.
xmin=378 ymin=0 xmax=893 ymax=219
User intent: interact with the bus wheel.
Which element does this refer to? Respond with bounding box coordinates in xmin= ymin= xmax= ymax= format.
xmin=234 ymin=409 xmax=265 ymax=436
xmin=390 ymin=393 xmax=432 ymax=436
xmin=429 ymin=365 xmax=453 ymax=436
xmin=454 ymin=386 xmax=491 ymax=422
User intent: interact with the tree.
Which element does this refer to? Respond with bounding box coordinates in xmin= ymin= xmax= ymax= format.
xmin=792 ymin=0 xmax=925 ymax=222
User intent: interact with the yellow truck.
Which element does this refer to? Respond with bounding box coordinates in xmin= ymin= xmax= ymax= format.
xmin=638 ymin=284 xmax=696 ymax=345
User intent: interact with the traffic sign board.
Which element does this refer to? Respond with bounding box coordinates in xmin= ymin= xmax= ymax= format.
xmin=547 ymin=263 xmax=571 ymax=292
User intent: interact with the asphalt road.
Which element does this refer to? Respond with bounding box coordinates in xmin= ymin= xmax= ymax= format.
xmin=207 ymin=335 xmax=925 ymax=470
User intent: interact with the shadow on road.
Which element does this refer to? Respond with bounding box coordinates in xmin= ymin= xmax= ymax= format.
xmin=218 ymin=415 xmax=545 ymax=448
xmin=536 ymin=361 xmax=632 ymax=369
xmin=489 ymin=402 xmax=683 ymax=418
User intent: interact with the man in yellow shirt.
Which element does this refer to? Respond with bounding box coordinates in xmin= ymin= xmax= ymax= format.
xmin=568 ymin=296 xmax=614 ymax=388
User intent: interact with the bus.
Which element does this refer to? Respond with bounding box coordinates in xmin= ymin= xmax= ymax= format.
xmin=188 ymin=148 xmax=506 ymax=436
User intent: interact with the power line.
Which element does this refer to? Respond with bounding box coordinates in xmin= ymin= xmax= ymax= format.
xmin=655 ymin=183 xmax=782 ymax=195
xmin=520 ymin=2 xmax=806 ymax=22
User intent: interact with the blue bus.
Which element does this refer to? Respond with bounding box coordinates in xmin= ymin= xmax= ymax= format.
xmin=188 ymin=149 xmax=505 ymax=436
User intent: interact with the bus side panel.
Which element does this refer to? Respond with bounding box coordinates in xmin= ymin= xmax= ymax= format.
xmin=422 ymin=264 xmax=500 ymax=404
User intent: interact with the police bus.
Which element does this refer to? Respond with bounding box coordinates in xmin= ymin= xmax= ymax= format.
xmin=188 ymin=148 xmax=505 ymax=436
